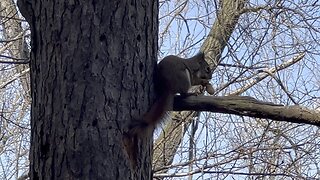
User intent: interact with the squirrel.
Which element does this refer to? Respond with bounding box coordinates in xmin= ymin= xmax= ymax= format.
xmin=130 ymin=52 xmax=213 ymax=132
xmin=123 ymin=52 xmax=214 ymax=165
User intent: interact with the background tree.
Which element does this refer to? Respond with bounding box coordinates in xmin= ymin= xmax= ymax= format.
xmin=154 ymin=0 xmax=320 ymax=179
xmin=0 ymin=0 xmax=30 ymax=179
xmin=0 ymin=0 xmax=319 ymax=179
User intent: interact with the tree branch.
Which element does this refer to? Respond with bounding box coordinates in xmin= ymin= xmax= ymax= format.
xmin=0 ymin=68 xmax=30 ymax=89
xmin=229 ymin=53 xmax=305 ymax=95
xmin=174 ymin=96 xmax=320 ymax=127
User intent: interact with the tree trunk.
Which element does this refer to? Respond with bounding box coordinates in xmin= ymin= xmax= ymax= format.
xmin=17 ymin=0 xmax=158 ymax=179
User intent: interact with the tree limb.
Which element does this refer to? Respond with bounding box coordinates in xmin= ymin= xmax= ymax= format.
xmin=174 ymin=96 xmax=320 ymax=127
xmin=229 ymin=53 xmax=305 ymax=96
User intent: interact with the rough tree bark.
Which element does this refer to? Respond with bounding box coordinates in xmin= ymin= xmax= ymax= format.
xmin=17 ymin=0 xmax=158 ymax=179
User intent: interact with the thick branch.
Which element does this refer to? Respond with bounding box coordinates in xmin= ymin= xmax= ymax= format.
xmin=174 ymin=96 xmax=320 ymax=127
xmin=201 ymin=0 xmax=247 ymax=68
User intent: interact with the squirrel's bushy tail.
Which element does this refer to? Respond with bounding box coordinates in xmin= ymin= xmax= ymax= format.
xmin=123 ymin=91 xmax=173 ymax=166
xmin=129 ymin=90 xmax=173 ymax=135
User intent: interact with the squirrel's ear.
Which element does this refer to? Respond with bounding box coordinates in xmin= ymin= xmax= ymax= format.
xmin=194 ymin=52 xmax=205 ymax=61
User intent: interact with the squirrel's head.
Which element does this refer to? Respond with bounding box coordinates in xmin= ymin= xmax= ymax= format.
xmin=187 ymin=52 xmax=212 ymax=86
xmin=196 ymin=52 xmax=212 ymax=80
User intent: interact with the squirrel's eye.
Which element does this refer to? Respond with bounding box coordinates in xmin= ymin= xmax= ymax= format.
xmin=206 ymin=67 xmax=211 ymax=72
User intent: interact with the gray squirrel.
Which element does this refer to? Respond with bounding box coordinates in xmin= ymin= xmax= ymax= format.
xmin=123 ymin=52 xmax=214 ymax=165
xmin=133 ymin=52 xmax=213 ymax=131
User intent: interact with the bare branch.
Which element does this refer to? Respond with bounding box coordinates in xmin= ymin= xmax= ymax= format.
xmin=155 ymin=170 xmax=293 ymax=178
xmin=229 ymin=53 xmax=305 ymax=95
xmin=0 ymin=68 xmax=30 ymax=89
xmin=0 ymin=54 xmax=29 ymax=64
xmin=174 ymin=95 xmax=320 ymax=127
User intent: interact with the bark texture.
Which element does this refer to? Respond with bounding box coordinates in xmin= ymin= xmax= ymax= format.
xmin=18 ymin=0 xmax=158 ymax=179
